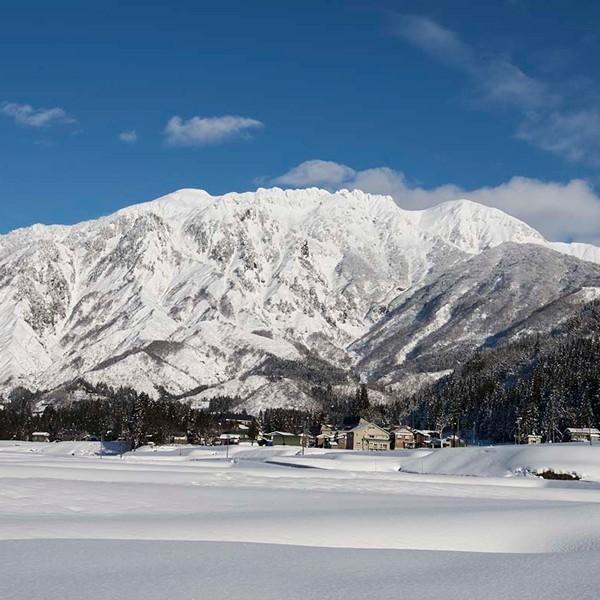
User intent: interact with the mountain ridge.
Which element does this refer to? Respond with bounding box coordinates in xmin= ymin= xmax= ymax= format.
xmin=1 ymin=187 xmax=599 ymax=410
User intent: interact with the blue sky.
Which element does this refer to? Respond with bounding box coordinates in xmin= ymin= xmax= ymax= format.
xmin=2 ymin=0 xmax=600 ymax=242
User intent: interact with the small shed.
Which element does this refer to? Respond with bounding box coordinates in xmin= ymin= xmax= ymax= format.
xmin=31 ymin=431 xmax=50 ymax=442
xmin=171 ymin=435 xmax=189 ymax=445
xmin=266 ymin=431 xmax=303 ymax=446
xmin=527 ymin=434 xmax=542 ymax=445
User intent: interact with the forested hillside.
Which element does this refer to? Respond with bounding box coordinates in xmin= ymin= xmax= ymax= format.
xmin=405 ymin=300 xmax=600 ymax=442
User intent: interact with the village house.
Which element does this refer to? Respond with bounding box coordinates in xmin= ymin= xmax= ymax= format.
xmin=321 ymin=430 xmax=348 ymax=449
xmin=316 ymin=424 xmax=336 ymax=448
xmin=221 ymin=422 xmax=253 ymax=443
xmin=218 ymin=433 xmax=241 ymax=445
xmin=343 ymin=418 xmax=390 ymax=451
xmin=442 ymin=434 xmax=466 ymax=448
xmin=413 ymin=430 xmax=441 ymax=448
xmin=527 ymin=434 xmax=542 ymax=444
xmin=235 ymin=423 xmax=251 ymax=441
xmin=215 ymin=413 xmax=254 ymax=430
xmin=564 ymin=427 xmax=600 ymax=443
xmin=56 ymin=429 xmax=88 ymax=442
xmin=391 ymin=425 xmax=416 ymax=449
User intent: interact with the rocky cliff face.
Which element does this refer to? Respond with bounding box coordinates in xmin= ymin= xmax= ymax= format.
xmin=1 ymin=187 xmax=598 ymax=410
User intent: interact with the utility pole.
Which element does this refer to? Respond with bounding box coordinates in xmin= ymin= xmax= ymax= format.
xmin=301 ymin=417 xmax=308 ymax=456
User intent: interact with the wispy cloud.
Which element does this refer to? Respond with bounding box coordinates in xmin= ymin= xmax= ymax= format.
xmin=394 ymin=15 xmax=472 ymax=68
xmin=270 ymin=160 xmax=600 ymax=244
xmin=0 ymin=101 xmax=76 ymax=128
xmin=118 ymin=130 xmax=137 ymax=144
xmin=393 ymin=15 xmax=600 ymax=165
xmin=394 ymin=15 xmax=549 ymax=110
xmin=164 ymin=115 xmax=263 ymax=146
xmin=517 ymin=110 xmax=600 ymax=164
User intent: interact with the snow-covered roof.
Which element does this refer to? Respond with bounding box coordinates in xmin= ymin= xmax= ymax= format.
xmin=347 ymin=419 xmax=389 ymax=436
xmin=566 ymin=428 xmax=600 ymax=435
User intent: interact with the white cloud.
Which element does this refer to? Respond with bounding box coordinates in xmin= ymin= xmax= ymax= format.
xmin=118 ymin=130 xmax=137 ymax=144
xmin=164 ymin=115 xmax=263 ymax=146
xmin=0 ymin=101 xmax=76 ymax=128
xmin=393 ymin=15 xmax=600 ymax=165
xmin=272 ymin=159 xmax=356 ymax=187
xmin=270 ymin=160 xmax=600 ymax=244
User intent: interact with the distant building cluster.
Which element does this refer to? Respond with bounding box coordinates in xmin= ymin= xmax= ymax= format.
xmin=25 ymin=418 xmax=600 ymax=450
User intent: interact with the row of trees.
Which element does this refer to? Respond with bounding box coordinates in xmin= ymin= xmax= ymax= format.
xmin=0 ymin=385 xmax=258 ymax=448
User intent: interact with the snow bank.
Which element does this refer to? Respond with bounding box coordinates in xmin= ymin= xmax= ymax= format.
xmin=264 ymin=443 xmax=600 ymax=483
xmin=397 ymin=443 xmax=600 ymax=481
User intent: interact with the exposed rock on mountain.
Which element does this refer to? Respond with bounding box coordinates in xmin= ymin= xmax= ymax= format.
xmin=352 ymin=243 xmax=600 ymax=386
xmin=0 ymin=187 xmax=598 ymax=408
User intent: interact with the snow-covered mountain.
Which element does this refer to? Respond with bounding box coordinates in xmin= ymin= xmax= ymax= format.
xmin=1 ymin=187 xmax=599 ymax=410
xmin=353 ymin=243 xmax=600 ymax=386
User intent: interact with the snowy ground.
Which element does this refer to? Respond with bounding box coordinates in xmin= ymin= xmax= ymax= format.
xmin=2 ymin=441 xmax=600 ymax=599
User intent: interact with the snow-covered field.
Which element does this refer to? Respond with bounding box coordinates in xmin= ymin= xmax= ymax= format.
xmin=2 ymin=441 xmax=600 ymax=599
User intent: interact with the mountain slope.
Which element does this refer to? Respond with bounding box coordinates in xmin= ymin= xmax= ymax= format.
xmin=352 ymin=243 xmax=600 ymax=386
xmin=404 ymin=299 xmax=600 ymax=443
xmin=0 ymin=187 xmax=598 ymax=407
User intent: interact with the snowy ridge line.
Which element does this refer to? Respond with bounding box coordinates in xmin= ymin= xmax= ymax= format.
xmin=1 ymin=187 xmax=599 ymax=403
xmin=2 ymin=187 xmax=597 ymax=259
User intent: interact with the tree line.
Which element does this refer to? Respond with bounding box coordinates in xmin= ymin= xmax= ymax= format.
xmin=0 ymin=384 xmax=258 ymax=448
xmin=0 ymin=380 xmax=386 ymax=445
